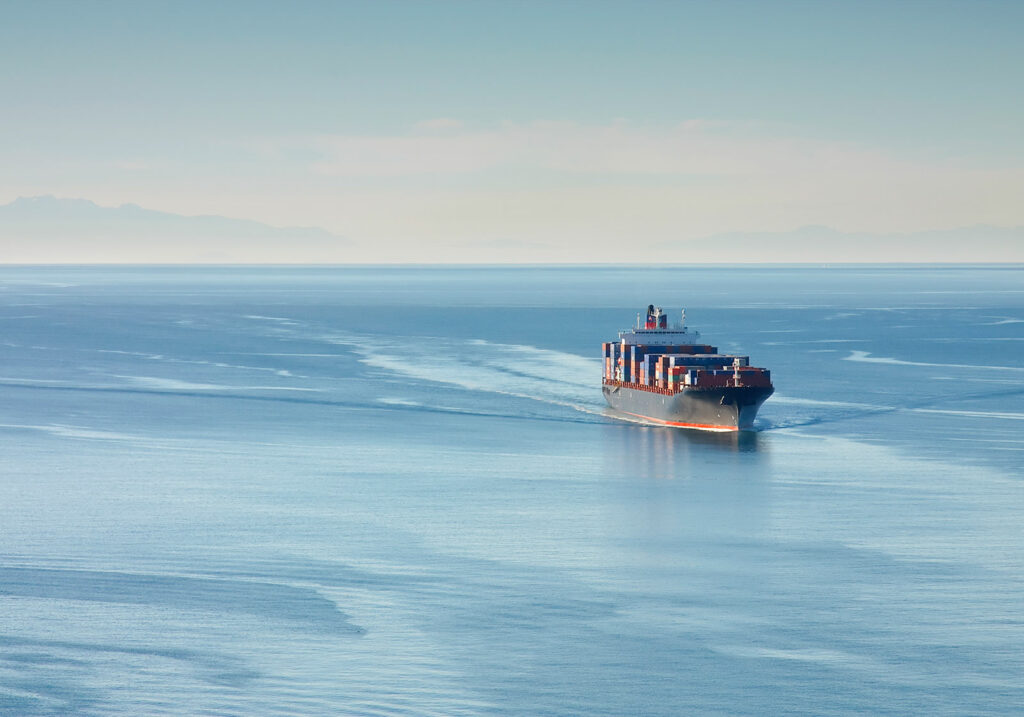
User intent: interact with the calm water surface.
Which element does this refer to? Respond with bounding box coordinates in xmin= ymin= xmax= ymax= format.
xmin=0 ymin=266 xmax=1022 ymax=715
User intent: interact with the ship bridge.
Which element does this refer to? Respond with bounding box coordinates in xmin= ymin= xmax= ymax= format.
xmin=619 ymin=328 xmax=701 ymax=346
xmin=619 ymin=305 xmax=700 ymax=345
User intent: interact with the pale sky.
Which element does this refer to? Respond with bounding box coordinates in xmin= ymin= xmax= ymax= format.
xmin=2 ymin=0 xmax=1023 ymax=262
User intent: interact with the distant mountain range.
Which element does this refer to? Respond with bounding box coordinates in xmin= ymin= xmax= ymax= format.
xmin=665 ymin=224 xmax=1024 ymax=263
xmin=0 ymin=196 xmax=348 ymax=263
xmin=1 ymin=196 xmax=1021 ymax=263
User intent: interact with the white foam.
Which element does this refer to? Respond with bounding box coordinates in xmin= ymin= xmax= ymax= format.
xmin=945 ymin=436 xmax=1024 ymax=444
xmin=226 ymin=352 xmax=347 ymax=357
xmin=377 ymin=397 xmax=422 ymax=407
xmin=0 ymin=376 xmax=71 ymax=386
xmin=118 ymin=376 xmax=234 ymax=390
xmin=709 ymin=643 xmax=878 ymax=671
xmin=924 ymin=337 xmax=1024 ymax=342
xmin=112 ymin=375 xmax=320 ymax=392
xmin=43 ymin=425 xmax=147 ymax=441
xmin=762 ymin=339 xmax=867 ymax=346
xmin=911 ymin=408 xmax=1024 ymax=421
xmin=96 ymin=349 xmax=165 ymax=359
xmin=243 ymin=315 xmax=301 ymax=323
xmin=322 ymin=331 xmax=607 ymax=417
xmin=0 ymin=423 xmax=147 ymax=442
xmin=771 ymin=395 xmax=881 ymax=410
xmin=844 ymin=350 xmax=1024 ymax=372
xmin=95 ymin=349 xmax=309 ymax=379
xmin=948 ymin=377 xmax=1024 ymax=385
xmin=0 ymin=280 xmax=76 ymax=288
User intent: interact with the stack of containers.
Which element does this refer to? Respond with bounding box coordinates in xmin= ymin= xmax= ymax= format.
xmin=667 ymin=356 xmax=701 ymax=390
xmin=673 ymin=354 xmax=744 ymax=369
xmin=667 ymin=365 xmax=691 ymax=391
xmin=732 ymin=367 xmax=772 ymax=387
xmin=656 ymin=355 xmax=673 ymax=389
xmin=643 ymin=354 xmax=659 ymax=386
xmin=670 ymin=344 xmax=717 ymax=355
xmin=611 ymin=344 xmax=735 ymax=387
xmin=696 ymin=370 xmax=728 ymax=388
xmin=630 ymin=345 xmax=641 ymax=383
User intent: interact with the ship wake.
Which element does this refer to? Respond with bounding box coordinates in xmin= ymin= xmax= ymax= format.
xmin=319 ymin=330 xmax=618 ymax=422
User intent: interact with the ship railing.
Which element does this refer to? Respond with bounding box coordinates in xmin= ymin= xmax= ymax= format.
xmin=603 ymin=377 xmax=770 ymax=392
xmin=603 ymin=378 xmax=680 ymax=395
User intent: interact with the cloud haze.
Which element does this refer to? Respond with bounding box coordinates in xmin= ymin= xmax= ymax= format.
xmin=1 ymin=1 xmax=1023 ymax=262
xmin=197 ymin=120 xmax=1017 ymax=261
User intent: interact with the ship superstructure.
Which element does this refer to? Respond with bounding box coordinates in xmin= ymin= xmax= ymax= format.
xmin=602 ymin=305 xmax=773 ymax=430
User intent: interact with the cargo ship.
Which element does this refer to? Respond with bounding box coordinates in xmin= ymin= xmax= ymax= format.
xmin=602 ymin=305 xmax=773 ymax=431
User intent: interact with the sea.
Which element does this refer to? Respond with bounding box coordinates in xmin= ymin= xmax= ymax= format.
xmin=0 ymin=265 xmax=1022 ymax=716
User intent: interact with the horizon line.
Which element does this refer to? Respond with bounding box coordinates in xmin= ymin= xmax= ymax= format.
xmin=3 ymin=262 xmax=1023 ymax=269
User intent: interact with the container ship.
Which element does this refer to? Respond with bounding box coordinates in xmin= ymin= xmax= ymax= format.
xmin=602 ymin=305 xmax=773 ymax=431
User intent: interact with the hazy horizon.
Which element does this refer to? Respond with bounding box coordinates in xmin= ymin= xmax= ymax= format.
xmin=4 ymin=194 xmax=1024 ymax=264
xmin=2 ymin=1 xmax=1023 ymax=262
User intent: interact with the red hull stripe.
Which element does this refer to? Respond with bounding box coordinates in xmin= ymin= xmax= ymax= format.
xmin=619 ymin=410 xmax=739 ymax=431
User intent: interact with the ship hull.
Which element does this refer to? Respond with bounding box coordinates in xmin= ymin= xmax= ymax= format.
xmin=603 ymin=383 xmax=774 ymax=431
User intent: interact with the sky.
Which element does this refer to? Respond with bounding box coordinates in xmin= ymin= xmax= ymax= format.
xmin=2 ymin=0 xmax=1023 ymax=262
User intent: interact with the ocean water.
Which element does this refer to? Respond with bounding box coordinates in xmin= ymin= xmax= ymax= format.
xmin=0 ymin=265 xmax=1022 ymax=716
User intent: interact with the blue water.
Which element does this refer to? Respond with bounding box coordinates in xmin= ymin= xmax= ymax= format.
xmin=0 ymin=265 xmax=1022 ymax=715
